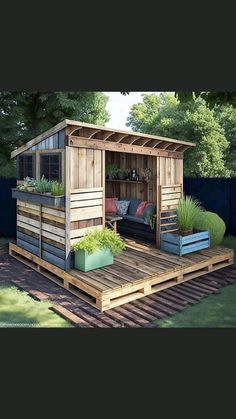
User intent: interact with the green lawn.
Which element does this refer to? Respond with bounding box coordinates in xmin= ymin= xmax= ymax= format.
xmin=155 ymin=235 xmax=236 ymax=328
xmin=0 ymin=284 xmax=72 ymax=328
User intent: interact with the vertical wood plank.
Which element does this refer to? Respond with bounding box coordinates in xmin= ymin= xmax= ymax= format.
xmin=94 ymin=150 xmax=102 ymax=187
xmin=102 ymin=150 xmax=106 ymax=226
xmin=65 ymin=146 xmax=71 ymax=271
xmin=35 ymin=150 xmax=40 ymax=180
xmin=86 ymin=149 xmax=94 ymax=188
xmin=78 ymin=148 xmax=87 ymax=188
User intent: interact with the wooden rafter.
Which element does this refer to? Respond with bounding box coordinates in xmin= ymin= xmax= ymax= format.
xmin=69 ymin=136 xmax=184 ymax=159
xmin=11 ymin=118 xmax=195 ymax=159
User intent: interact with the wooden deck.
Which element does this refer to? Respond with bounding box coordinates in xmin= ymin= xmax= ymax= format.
xmin=9 ymin=239 xmax=234 ymax=311
xmin=2 ymin=249 xmax=236 ymax=328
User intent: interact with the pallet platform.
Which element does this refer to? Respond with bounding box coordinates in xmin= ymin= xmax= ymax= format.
xmin=9 ymin=241 xmax=234 ymax=311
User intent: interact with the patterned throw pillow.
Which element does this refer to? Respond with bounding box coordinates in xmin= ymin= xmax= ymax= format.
xmin=135 ymin=201 xmax=148 ymax=216
xmin=115 ymin=200 xmax=130 ymax=216
xmin=105 ymin=198 xmax=118 ymax=214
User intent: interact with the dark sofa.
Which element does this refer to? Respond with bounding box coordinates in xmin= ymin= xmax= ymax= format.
xmin=116 ymin=198 xmax=157 ymax=242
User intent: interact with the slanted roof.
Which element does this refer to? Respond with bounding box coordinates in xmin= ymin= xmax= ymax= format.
xmin=11 ymin=119 xmax=195 ymax=159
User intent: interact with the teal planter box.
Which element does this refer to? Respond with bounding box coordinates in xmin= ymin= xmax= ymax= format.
xmin=161 ymin=230 xmax=210 ymax=256
xmin=74 ymin=248 xmax=114 ymax=272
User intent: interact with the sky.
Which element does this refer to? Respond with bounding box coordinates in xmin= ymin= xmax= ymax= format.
xmin=105 ymin=92 xmax=160 ymax=130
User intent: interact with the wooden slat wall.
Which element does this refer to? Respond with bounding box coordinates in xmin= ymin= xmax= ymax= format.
xmin=159 ymin=157 xmax=183 ymax=186
xmin=70 ymin=188 xmax=103 ymax=246
xmin=105 ymin=151 xmax=157 ymax=204
xmin=16 ymin=200 xmax=66 ymax=269
xmin=68 ymin=148 xmax=104 ymax=242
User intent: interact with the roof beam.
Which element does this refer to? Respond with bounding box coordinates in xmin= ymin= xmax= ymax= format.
xmin=69 ymin=136 xmax=184 ymax=159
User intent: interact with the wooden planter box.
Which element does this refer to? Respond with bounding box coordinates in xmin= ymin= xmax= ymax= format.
xmin=12 ymin=188 xmax=65 ymax=208
xmin=161 ymin=230 xmax=210 ymax=256
xmin=74 ymin=248 xmax=114 ymax=272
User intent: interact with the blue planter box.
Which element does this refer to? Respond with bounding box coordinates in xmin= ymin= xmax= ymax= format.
xmin=12 ymin=188 xmax=65 ymax=208
xmin=161 ymin=230 xmax=210 ymax=256
xmin=74 ymin=248 xmax=114 ymax=272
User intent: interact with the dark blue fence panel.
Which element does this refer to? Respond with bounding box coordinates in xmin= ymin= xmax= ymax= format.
xmin=184 ymin=178 xmax=235 ymax=235
xmin=0 ymin=178 xmax=16 ymax=238
xmin=230 ymin=178 xmax=236 ymax=236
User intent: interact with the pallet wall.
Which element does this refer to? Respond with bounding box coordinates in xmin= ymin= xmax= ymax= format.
xmin=16 ymin=200 xmax=66 ymax=269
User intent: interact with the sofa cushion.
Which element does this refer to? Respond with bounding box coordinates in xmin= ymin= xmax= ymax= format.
xmin=123 ymin=214 xmax=146 ymax=224
xmin=143 ymin=203 xmax=156 ymax=223
xmin=115 ymin=200 xmax=130 ymax=216
xmin=126 ymin=199 xmax=142 ymax=215
xmin=135 ymin=201 xmax=148 ymax=216
xmin=105 ymin=197 xmax=118 ymax=214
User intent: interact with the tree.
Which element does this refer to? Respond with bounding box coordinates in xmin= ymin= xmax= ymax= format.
xmin=127 ymin=93 xmax=231 ymax=177
xmin=175 ymin=92 xmax=236 ymax=108
xmin=0 ymin=92 xmax=109 ymax=160
xmin=214 ymin=105 xmax=236 ymax=175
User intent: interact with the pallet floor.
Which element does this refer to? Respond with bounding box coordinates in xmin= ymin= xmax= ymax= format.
xmin=1 ymin=250 xmax=236 ymax=328
xmin=9 ymin=239 xmax=234 ymax=311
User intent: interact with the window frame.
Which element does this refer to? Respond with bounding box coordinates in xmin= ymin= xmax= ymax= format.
xmin=17 ymin=153 xmax=35 ymax=180
xmin=39 ymin=152 xmax=62 ymax=182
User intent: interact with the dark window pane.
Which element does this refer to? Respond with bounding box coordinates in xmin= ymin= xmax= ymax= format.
xmin=18 ymin=155 xmax=34 ymax=179
xmin=40 ymin=154 xmax=61 ymax=181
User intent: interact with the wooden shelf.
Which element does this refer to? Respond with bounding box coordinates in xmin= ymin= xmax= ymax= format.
xmin=106 ymin=179 xmax=145 ymax=184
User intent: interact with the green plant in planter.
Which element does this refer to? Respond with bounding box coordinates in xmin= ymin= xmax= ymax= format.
xmin=17 ymin=177 xmax=36 ymax=191
xmin=51 ymin=181 xmax=64 ymax=196
xmin=177 ymin=195 xmax=202 ymax=236
xmin=106 ymin=163 xmax=119 ymax=180
xmin=117 ymin=168 xmax=129 ymax=180
xmin=34 ymin=176 xmax=52 ymax=193
xmin=72 ymin=228 xmax=125 ymax=272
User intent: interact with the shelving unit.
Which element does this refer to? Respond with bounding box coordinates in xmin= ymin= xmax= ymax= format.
xmin=106 ymin=179 xmax=145 ymax=184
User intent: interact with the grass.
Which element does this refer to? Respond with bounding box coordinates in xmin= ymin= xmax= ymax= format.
xmin=0 ymin=284 xmax=72 ymax=328
xmin=155 ymin=235 xmax=236 ymax=328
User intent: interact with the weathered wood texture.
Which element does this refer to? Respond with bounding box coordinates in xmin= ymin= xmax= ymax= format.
xmin=9 ymin=240 xmax=234 ymax=312
xmin=2 ymin=249 xmax=236 ymax=327
xmin=16 ymin=200 xmax=66 ymax=269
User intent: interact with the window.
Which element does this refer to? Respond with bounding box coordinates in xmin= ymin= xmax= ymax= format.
xmin=18 ymin=154 xmax=35 ymax=179
xmin=40 ymin=153 xmax=61 ymax=181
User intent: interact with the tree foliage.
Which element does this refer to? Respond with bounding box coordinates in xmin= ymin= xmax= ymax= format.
xmin=214 ymin=105 xmax=236 ymax=175
xmin=127 ymin=93 xmax=231 ymax=177
xmin=175 ymin=92 xmax=236 ymax=108
xmin=0 ymin=92 xmax=109 ymax=159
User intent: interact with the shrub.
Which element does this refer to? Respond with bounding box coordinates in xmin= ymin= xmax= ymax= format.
xmin=72 ymin=228 xmax=126 ymax=254
xmin=51 ymin=181 xmax=64 ymax=196
xmin=193 ymin=211 xmax=226 ymax=246
xmin=177 ymin=195 xmax=202 ymax=233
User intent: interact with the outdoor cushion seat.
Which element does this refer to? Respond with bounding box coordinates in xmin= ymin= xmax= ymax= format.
xmin=122 ymin=214 xmax=146 ymax=224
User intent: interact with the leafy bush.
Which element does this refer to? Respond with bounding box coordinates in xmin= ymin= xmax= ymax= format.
xmin=177 ymin=195 xmax=202 ymax=233
xmin=72 ymin=228 xmax=126 ymax=254
xmin=193 ymin=211 xmax=226 ymax=247
xmin=34 ymin=176 xmax=52 ymax=193
xmin=51 ymin=181 xmax=64 ymax=196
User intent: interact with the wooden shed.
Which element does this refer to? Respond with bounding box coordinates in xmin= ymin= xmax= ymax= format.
xmin=9 ymin=119 xmax=234 ymax=311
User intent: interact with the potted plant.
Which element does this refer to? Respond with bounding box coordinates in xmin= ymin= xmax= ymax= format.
xmin=72 ymin=227 xmax=125 ymax=272
xmin=117 ymin=168 xmax=129 ymax=180
xmin=106 ymin=163 xmax=119 ymax=180
xmin=142 ymin=168 xmax=152 ymax=183
xmin=17 ymin=177 xmax=36 ymax=192
xmin=160 ymin=196 xmax=210 ymax=256
xmin=51 ymin=181 xmax=64 ymax=196
xmin=176 ymin=195 xmax=201 ymax=236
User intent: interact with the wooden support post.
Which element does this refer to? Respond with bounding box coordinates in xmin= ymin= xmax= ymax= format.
xmin=65 ymin=146 xmax=71 ymax=271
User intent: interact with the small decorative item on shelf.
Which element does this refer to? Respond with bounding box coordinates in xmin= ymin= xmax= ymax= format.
xmin=117 ymin=168 xmax=129 ymax=180
xmin=130 ymin=169 xmax=139 ymax=181
xmin=142 ymin=168 xmax=152 ymax=183
xmin=106 ymin=163 xmax=119 ymax=180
